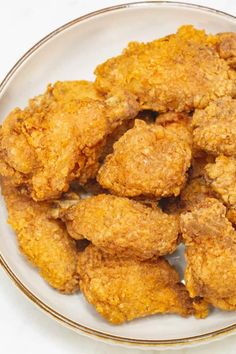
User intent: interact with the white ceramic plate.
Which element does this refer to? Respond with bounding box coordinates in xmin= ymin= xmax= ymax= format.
xmin=1 ymin=2 xmax=236 ymax=350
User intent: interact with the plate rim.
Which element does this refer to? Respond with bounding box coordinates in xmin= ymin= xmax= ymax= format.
xmin=0 ymin=1 xmax=236 ymax=348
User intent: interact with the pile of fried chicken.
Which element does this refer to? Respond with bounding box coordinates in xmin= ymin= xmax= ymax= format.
xmin=1 ymin=25 xmax=236 ymax=324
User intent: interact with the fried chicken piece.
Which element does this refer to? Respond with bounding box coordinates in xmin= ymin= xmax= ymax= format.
xmin=1 ymin=179 xmax=79 ymax=293
xmin=0 ymin=81 xmax=139 ymax=201
xmin=192 ymin=96 xmax=236 ymax=157
xmin=57 ymin=194 xmax=179 ymax=260
xmin=97 ymin=119 xmax=192 ymax=198
xmin=95 ymin=26 xmax=235 ymax=112
xmin=0 ymin=97 xmax=107 ymax=200
xmin=77 ymin=245 xmax=194 ymax=324
xmin=180 ymin=198 xmax=236 ymax=310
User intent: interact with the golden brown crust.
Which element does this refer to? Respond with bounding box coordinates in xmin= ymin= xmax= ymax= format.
xmin=50 ymin=80 xmax=103 ymax=101
xmin=205 ymin=155 xmax=236 ymax=208
xmin=61 ymin=194 xmax=179 ymax=260
xmin=99 ymin=119 xmax=135 ymax=161
xmin=156 ymin=112 xmax=193 ymax=147
xmin=180 ymin=177 xmax=215 ymax=212
xmin=1 ymin=179 xmax=79 ymax=293
xmin=95 ymin=26 xmax=236 ymax=112
xmin=214 ymin=32 xmax=236 ymax=69
xmin=192 ymin=97 xmax=236 ymax=157
xmin=77 ymin=245 xmax=194 ymax=324
xmin=97 ymin=120 xmax=192 ymax=198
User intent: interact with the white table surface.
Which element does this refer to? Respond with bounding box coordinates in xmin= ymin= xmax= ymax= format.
xmin=1 ymin=1 xmax=236 ymax=353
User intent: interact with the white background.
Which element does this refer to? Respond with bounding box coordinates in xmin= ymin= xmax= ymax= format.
xmin=0 ymin=1 xmax=236 ymax=353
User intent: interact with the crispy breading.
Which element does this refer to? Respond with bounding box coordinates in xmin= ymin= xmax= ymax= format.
xmin=0 ymin=81 xmax=139 ymax=201
xmin=105 ymin=89 xmax=139 ymax=129
xmin=161 ymin=176 xmax=214 ymax=216
xmin=179 ymin=154 xmax=216 ymax=212
xmin=97 ymin=120 xmax=192 ymax=198
xmin=50 ymin=80 xmax=103 ymax=101
xmin=214 ymin=32 xmax=236 ymax=69
xmin=95 ymin=26 xmax=236 ymax=112
xmin=204 ymin=155 xmax=236 ymax=222
xmin=156 ymin=112 xmax=193 ymax=146
xmin=180 ymin=198 xmax=236 ymax=310
xmin=192 ymin=96 xmax=236 ymax=157
xmin=205 ymin=155 xmax=236 ymax=207
xmin=0 ymin=98 xmax=107 ymax=200
xmin=180 ymin=177 xmax=215 ymax=212
xmin=1 ymin=179 xmax=79 ymax=293
xmin=59 ymin=194 xmax=179 ymax=260
xmin=99 ymin=119 xmax=135 ymax=161
xmin=77 ymin=245 xmax=194 ymax=324
xmin=100 ymin=110 xmax=158 ymax=162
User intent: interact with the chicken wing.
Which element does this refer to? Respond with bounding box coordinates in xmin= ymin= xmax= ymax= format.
xmin=95 ymin=26 xmax=236 ymax=112
xmin=57 ymin=194 xmax=179 ymax=260
xmin=192 ymin=96 xmax=236 ymax=157
xmin=180 ymin=198 xmax=236 ymax=310
xmin=77 ymin=245 xmax=194 ymax=324
xmin=1 ymin=179 xmax=79 ymax=293
xmin=0 ymin=81 xmax=139 ymax=201
xmin=97 ymin=119 xmax=192 ymax=198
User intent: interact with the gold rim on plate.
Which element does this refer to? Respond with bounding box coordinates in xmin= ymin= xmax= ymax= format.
xmin=0 ymin=1 xmax=236 ymax=348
